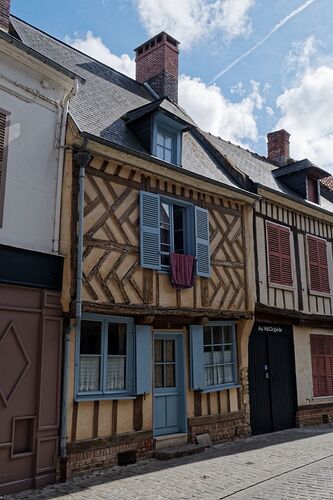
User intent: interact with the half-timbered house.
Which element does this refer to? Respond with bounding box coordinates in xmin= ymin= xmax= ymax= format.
xmin=10 ymin=17 xmax=258 ymax=477
xmin=201 ymin=128 xmax=333 ymax=435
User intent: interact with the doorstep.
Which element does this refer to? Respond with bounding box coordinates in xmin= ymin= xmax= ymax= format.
xmin=154 ymin=443 xmax=204 ymax=461
xmin=154 ymin=432 xmax=188 ymax=450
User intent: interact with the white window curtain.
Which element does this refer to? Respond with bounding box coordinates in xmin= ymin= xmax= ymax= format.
xmin=107 ymin=356 xmax=125 ymax=390
xmin=79 ymin=355 xmax=100 ymax=391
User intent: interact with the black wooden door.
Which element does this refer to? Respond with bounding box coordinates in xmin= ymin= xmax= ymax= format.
xmin=249 ymin=324 xmax=297 ymax=435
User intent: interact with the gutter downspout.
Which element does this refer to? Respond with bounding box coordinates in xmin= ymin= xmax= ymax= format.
xmin=53 ymin=78 xmax=79 ymax=253
xmin=60 ymin=149 xmax=91 ymax=463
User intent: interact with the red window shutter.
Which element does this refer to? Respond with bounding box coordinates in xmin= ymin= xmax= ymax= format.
xmin=0 ymin=112 xmax=7 ymax=186
xmin=307 ymin=235 xmax=330 ymax=293
xmin=311 ymin=335 xmax=333 ymax=397
xmin=267 ymin=222 xmax=292 ymax=286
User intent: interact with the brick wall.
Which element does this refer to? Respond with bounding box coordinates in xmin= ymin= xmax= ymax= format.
xmin=296 ymin=403 xmax=333 ymax=427
xmin=267 ymin=129 xmax=290 ymax=165
xmin=188 ymin=411 xmax=251 ymax=444
xmin=58 ymin=431 xmax=154 ymax=480
xmin=0 ymin=0 xmax=10 ymax=31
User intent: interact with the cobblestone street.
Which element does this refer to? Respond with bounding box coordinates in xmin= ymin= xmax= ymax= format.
xmin=5 ymin=426 xmax=333 ymax=500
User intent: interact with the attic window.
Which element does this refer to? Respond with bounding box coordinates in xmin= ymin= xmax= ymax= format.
xmin=307 ymin=177 xmax=319 ymax=204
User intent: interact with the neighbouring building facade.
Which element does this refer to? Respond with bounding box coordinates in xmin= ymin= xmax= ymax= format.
xmin=200 ymin=128 xmax=333 ymax=434
xmin=9 ymin=17 xmax=258 ymax=478
xmin=0 ymin=5 xmax=79 ymax=495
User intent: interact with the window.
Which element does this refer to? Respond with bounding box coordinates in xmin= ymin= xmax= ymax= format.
xmin=307 ymin=177 xmax=319 ymax=204
xmin=203 ymin=324 xmax=236 ymax=387
xmin=266 ymin=221 xmax=293 ymax=286
xmin=77 ymin=315 xmax=134 ymax=398
xmin=0 ymin=109 xmax=10 ymax=227
xmin=140 ymin=191 xmax=210 ymax=277
xmin=311 ymin=335 xmax=333 ymax=397
xmin=156 ymin=130 xmax=173 ymax=163
xmin=190 ymin=322 xmax=237 ymax=392
xmin=160 ymin=202 xmax=186 ymax=268
xmin=307 ymin=235 xmax=330 ymax=293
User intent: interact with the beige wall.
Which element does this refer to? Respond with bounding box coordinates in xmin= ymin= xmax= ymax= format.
xmin=293 ymin=326 xmax=333 ymax=406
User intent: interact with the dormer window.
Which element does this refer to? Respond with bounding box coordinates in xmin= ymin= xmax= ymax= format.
xmin=307 ymin=177 xmax=319 ymax=204
xmin=156 ymin=129 xmax=174 ymax=163
xmin=153 ymin=113 xmax=182 ymax=166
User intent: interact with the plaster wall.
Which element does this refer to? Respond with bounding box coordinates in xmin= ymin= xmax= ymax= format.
xmin=293 ymin=325 xmax=333 ymax=406
xmin=0 ymin=50 xmax=68 ymax=253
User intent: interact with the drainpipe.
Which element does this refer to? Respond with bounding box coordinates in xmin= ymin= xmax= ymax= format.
xmin=53 ymin=78 xmax=79 ymax=253
xmin=60 ymin=149 xmax=91 ymax=462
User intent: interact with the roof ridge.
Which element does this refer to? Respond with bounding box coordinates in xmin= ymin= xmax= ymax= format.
xmin=10 ymin=14 xmax=153 ymax=97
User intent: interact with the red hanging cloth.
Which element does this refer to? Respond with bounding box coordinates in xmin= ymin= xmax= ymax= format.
xmin=170 ymin=253 xmax=195 ymax=289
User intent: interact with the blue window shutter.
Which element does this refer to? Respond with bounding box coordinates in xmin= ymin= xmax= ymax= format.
xmin=194 ymin=206 xmax=211 ymax=277
xmin=140 ymin=191 xmax=160 ymax=269
xmin=135 ymin=325 xmax=152 ymax=394
xmin=190 ymin=325 xmax=205 ymax=390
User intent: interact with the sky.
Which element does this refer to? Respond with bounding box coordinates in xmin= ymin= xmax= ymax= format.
xmin=11 ymin=0 xmax=333 ymax=171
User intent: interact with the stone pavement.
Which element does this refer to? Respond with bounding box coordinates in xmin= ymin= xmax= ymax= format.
xmin=5 ymin=426 xmax=333 ymax=500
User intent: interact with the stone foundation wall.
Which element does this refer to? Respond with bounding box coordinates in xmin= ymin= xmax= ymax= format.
xmin=296 ymin=403 xmax=333 ymax=427
xmin=188 ymin=410 xmax=250 ymax=444
xmin=58 ymin=431 xmax=154 ymax=480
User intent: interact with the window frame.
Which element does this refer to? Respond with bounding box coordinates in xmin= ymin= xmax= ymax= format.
xmin=75 ymin=314 xmax=135 ymax=401
xmin=306 ymin=234 xmax=330 ymax=295
xmin=159 ymin=196 xmax=194 ymax=271
xmin=202 ymin=321 xmax=238 ymax=392
xmin=152 ymin=112 xmax=182 ymax=166
xmin=306 ymin=177 xmax=319 ymax=204
xmin=0 ymin=108 xmax=10 ymax=228
xmin=266 ymin=220 xmax=294 ymax=288
xmin=310 ymin=334 xmax=333 ymax=398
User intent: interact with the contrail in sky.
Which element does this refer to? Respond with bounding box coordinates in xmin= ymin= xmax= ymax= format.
xmin=209 ymin=0 xmax=317 ymax=84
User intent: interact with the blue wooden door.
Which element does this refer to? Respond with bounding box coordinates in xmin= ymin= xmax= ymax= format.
xmin=153 ymin=333 xmax=186 ymax=436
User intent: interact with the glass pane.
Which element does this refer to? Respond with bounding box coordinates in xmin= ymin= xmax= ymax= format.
xmin=160 ymin=203 xmax=170 ymax=225
xmin=108 ymin=323 xmax=127 ymax=355
xmin=107 ymin=356 xmax=126 ymax=390
xmin=224 ymin=344 xmax=233 ymax=363
xmin=224 ymin=364 xmax=234 ymax=383
xmin=165 ymin=364 xmax=175 ymax=387
xmin=165 ymin=340 xmax=175 ymax=362
xmin=223 ymin=326 xmax=233 ymax=344
xmin=161 ymin=254 xmax=170 ymax=267
xmin=203 ymin=326 xmax=212 ymax=346
xmin=213 ymin=348 xmax=223 ymax=365
xmin=204 ymin=349 xmax=212 ymax=366
xmin=161 ymin=228 xmax=170 ymax=245
xmin=164 ymin=135 xmax=172 ymax=149
xmin=157 ymin=132 xmax=164 ymax=146
xmin=164 ymin=148 xmax=172 ymax=163
xmin=80 ymin=321 xmax=101 ymax=355
xmin=79 ymin=355 xmax=100 ymax=392
xmin=156 ymin=145 xmax=165 ymax=159
xmin=213 ymin=326 xmax=222 ymax=345
xmin=214 ymin=364 xmax=224 ymax=385
xmin=154 ymin=364 xmax=163 ymax=388
xmin=154 ymin=339 xmax=163 ymax=362
xmin=205 ymin=366 xmax=214 ymax=386
xmin=173 ymin=206 xmax=185 ymax=253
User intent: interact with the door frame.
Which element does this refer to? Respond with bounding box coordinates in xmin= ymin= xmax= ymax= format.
xmin=153 ymin=331 xmax=187 ymax=437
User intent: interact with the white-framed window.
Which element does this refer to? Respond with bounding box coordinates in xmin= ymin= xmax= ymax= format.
xmin=190 ymin=322 xmax=238 ymax=392
xmin=156 ymin=129 xmax=174 ymax=163
xmin=160 ymin=201 xmax=187 ymax=269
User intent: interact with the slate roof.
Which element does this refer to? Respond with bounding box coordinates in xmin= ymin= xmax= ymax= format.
xmin=9 ymin=16 xmax=333 ymax=210
xmin=123 ymin=97 xmax=196 ymax=128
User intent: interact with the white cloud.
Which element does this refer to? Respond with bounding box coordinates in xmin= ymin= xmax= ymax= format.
xmin=266 ymin=106 xmax=274 ymax=116
xmin=276 ymin=65 xmax=333 ymax=170
xmin=286 ymin=35 xmax=319 ymax=75
xmin=179 ymin=76 xmax=263 ymax=144
xmin=134 ymin=0 xmax=254 ymax=50
xmin=64 ymin=31 xmax=135 ymax=78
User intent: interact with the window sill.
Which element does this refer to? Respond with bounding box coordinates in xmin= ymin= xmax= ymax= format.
xmin=200 ymin=384 xmax=240 ymax=394
xmin=268 ymin=282 xmax=294 ymax=291
xmin=308 ymin=289 xmax=331 ymax=298
xmin=75 ymin=394 xmax=137 ymax=402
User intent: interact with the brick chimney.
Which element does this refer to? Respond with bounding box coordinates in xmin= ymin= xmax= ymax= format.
xmin=135 ymin=32 xmax=179 ymax=103
xmin=0 ymin=0 xmax=10 ymax=32
xmin=267 ymin=129 xmax=291 ymax=166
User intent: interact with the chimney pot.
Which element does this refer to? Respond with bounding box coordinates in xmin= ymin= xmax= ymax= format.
xmin=267 ymin=129 xmax=291 ymax=166
xmin=0 ymin=0 xmax=10 ymax=32
xmin=134 ymin=31 xmax=179 ymax=103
